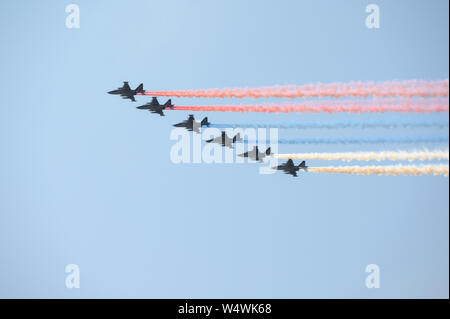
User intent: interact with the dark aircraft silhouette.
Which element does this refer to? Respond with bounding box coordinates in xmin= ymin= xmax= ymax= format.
xmin=136 ymin=97 xmax=174 ymax=116
xmin=237 ymin=146 xmax=272 ymax=162
xmin=173 ymin=115 xmax=210 ymax=133
xmin=108 ymin=82 xmax=144 ymax=102
xmin=273 ymin=159 xmax=308 ymax=177
xmin=206 ymin=131 xmax=242 ymax=148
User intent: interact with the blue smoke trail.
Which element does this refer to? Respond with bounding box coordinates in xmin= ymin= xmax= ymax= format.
xmin=243 ymin=136 xmax=449 ymax=144
xmin=209 ymin=120 xmax=449 ymax=130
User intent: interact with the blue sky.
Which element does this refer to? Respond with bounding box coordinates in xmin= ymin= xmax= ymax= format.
xmin=0 ymin=0 xmax=448 ymax=298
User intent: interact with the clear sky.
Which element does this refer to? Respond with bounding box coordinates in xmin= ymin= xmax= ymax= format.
xmin=0 ymin=0 xmax=448 ymax=298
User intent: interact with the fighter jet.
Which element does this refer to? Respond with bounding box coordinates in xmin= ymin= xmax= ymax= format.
xmin=205 ymin=131 xmax=242 ymax=148
xmin=108 ymin=82 xmax=144 ymax=102
xmin=136 ymin=97 xmax=174 ymax=116
xmin=272 ymin=159 xmax=308 ymax=177
xmin=173 ymin=115 xmax=210 ymax=133
xmin=237 ymin=146 xmax=272 ymax=162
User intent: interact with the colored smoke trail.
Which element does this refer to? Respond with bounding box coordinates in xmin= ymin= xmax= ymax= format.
xmin=209 ymin=120 xmax=449 ymax=129
xmin=244 ymin=136 xmax=448 ymax=144
xmin=308 ymin=165 xmax=449 ymax=176
xmin=171 ymin=98 xmax=449 ymax=114
xmin=141 ymin=79 xmax=449 ymax=99
xmin=275 ymin=150 xmax=450 ymax=162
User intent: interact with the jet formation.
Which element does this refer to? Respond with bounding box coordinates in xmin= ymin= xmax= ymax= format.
xmin=107 ymin=82 xmax=308 ymax=177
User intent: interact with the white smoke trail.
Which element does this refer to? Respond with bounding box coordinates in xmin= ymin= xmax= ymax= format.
xmin=308 ymin=165 xmax=449 ymax=176
xmin=260 ymin=136 xmax=448 ymax=144
xmin=275 ymin=150 xmax=450 ymax=162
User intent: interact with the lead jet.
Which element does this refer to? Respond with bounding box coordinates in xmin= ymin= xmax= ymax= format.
xmin=108 ymin=82 xmax=144 ymax=102
xmin=272 ymin=159 xmax=308 ymax=177
xmin=173 ymin=115 xmax=210 ymax=133
xmin=136 ymin=97 xmax=174 ymax=116
xmin=205 ymin=131 xmax=242 ymax=148
xmin=237 ymin=146 xmax=272 ymax=162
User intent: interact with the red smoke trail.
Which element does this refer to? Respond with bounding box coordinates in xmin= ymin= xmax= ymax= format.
xmin=170 ymin=98 xmax=449 ymax=114
xmin=140 ymin=80 xmax=449 ymax=99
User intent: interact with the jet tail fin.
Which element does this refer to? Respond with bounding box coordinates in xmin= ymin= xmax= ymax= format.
xmin=201 ymin=117 xmax=210 ymax=127
xmin=135 ymin=83 xmax=144 ymax=94
xmin=164 ymin=99 xmax=173 ymax=109
xmin=266 ymin=147 xmax=271 ymax=155
xmin=232 ymin=132 xmax=242 ymax=143
xmin=299 ymin=160 xmax=308 ymax=171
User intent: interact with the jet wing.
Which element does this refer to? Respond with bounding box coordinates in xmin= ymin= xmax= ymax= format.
xmin=192 ymin=125 xmax=201 ymax=133
xmin=122 ymin=94 xmax=136 ymax=102
xmin=247 ymin=153 xmax=261 ymax=161
xmin=173 ymin=120 xmax=188 ymax=128
xmin=122 ymin=82 xmax=131 ymax=90
xmin=283 ymin=170 xmax=297 ymax=177
xmin=224 ymin=141 xmax=235 ymax=149
xmin=150 ymin=97 xmax=160 ymax=106
xmin=150 ymin=108 xmax=164 ymax=116
xmin=208 ymin=136 xmax=228 ymax=145
xmin=247 ymin=151 xmax=257 ymax=158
